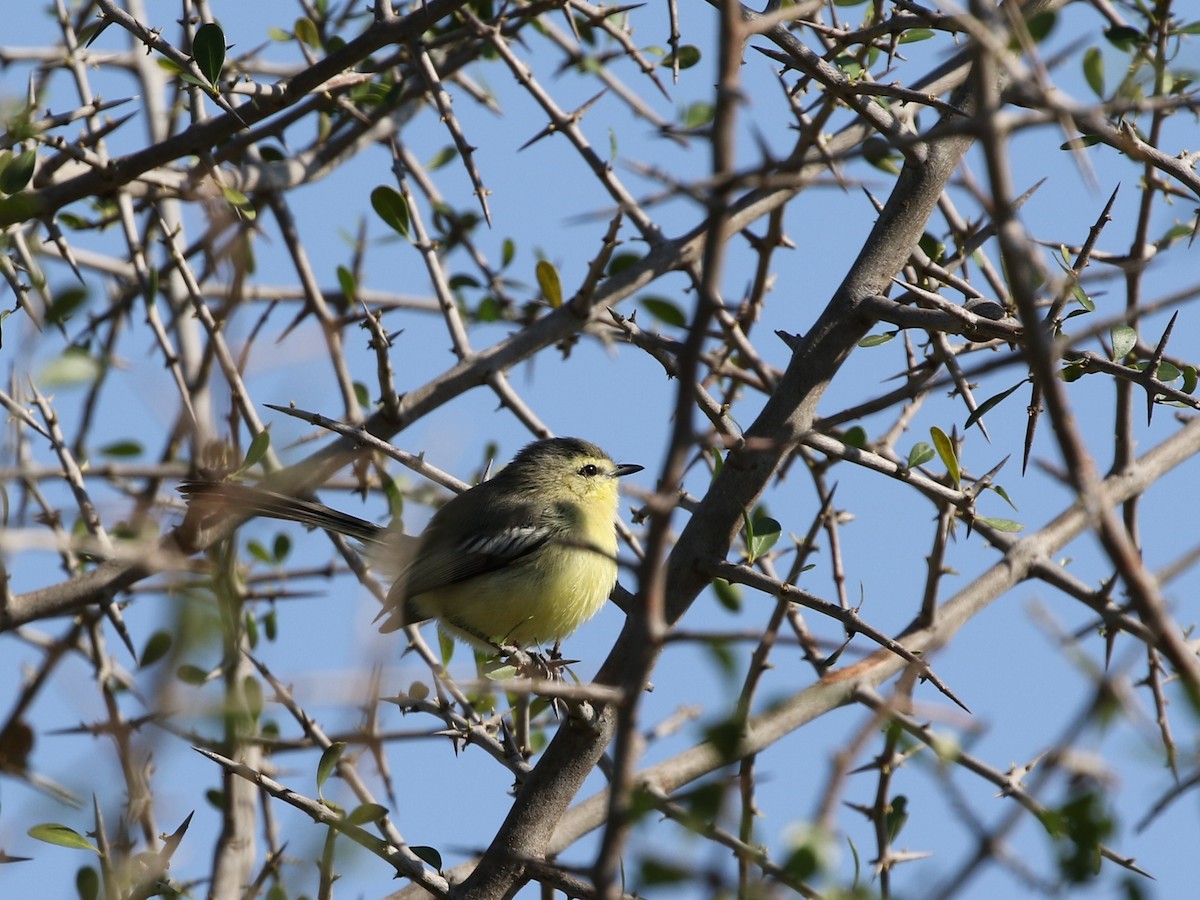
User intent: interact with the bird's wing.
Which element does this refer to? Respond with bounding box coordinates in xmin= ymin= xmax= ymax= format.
xmin=405 ymin=522 xmax=554 ymax=597
xmin=375 ymin=515 xmax=556 ymax=633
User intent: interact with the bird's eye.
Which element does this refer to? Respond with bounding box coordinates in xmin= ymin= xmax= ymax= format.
xmin=579 ymin=463 xmax=601 ymax=477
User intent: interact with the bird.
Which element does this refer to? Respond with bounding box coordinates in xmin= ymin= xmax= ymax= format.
xmin=180 ymin=437 xmax=642 ymax=650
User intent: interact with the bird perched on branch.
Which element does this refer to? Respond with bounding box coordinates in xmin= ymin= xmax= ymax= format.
xmin=181 ymin=437 xmax=642 ymax=650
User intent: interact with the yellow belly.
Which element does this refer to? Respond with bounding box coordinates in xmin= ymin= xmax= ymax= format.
xmin=412 ymin=541 xmax=618 ymax=647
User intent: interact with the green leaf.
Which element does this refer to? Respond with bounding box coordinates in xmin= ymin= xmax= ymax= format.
xmin=221 ymin=186 xmax=254 ymax=217
xmin=75 ymin=866 xmax=100 ymax=900
xmin=1134 ymin=359 xmax=1181 ymax=382
xmin=976 ymin=516 xmax=1023 ymax=532
xmin=0 ymin=190 xmax=42 ymax=223
xmin=0 ymin=149 xmax=37 ymax=194
xmin=930 ymin=426 xmax=960 ymax=487
xmin=886 ymin=796 xmax=909 ymax=842
xmin=294 ymin=17 xmax=320 ymax=49
xmin=858 ymin=331 xmax=896 ymax=347
xmin=241 ymin=430 xmax=271 ymax=473
xmin=1104 ymin=25 xmax=1142 ymax=50
xmin=965 ymin=380 xmax=1027 ymax=430
xmin=1059 ymin=361 xmax=1086 ymax=382
xmin=89 ymin=420 xmax=133 ymax=461
xmin=990 ymin=484 xmax=1019 ymax=511
xmin=438 ymin=629 xmax=455 ymax=666
xmin=176 ymin=664 xmax=208 ymax=685
xmin=907 ymin=442 xmax=935 ymax=468
xmin=834 ymin=55 xmax=863 ymax=79
xmin=45 ymin=287 xmax=89 ymax=326
xmin=712 ymin=578 xmax=741 ymax=613
xmin=1073 ymin=287 xmax=1095 ymax=312
xmin=353 ymin=381 xmax=370 ymax=409
xmin=39 ymin=348 xmax=103 ymax=387
xmin=919 ymin=232 xmax=946 ymax=263
xmin=347 ymin=803 xmax=389 ymax=825
xmin=898 ymin=28 xmax=935 ymax=43
xmin=144 ymin=267 xmax=159 ymax=304
xmin=1082 ymin=47 xmax=1104 ymax=97
xmin=244 ymin=675 xmax=263 ymax=722
xmin=192 ymin=22 xmax=226 ymax=86
xmin=370 ymin=185 xmax=410 ymax=238
xmin=79 ymin=20 xmax=111 ymax=49
xmin=316 ymin=742 xmax=346 ymax=795
xmin=501 ymin=238 xmax=516 ymax=268
xmin=1110 ymin=325 xmax=1136 ymax=361
xmin=1181 ymin=365 xmax=1198 ymax=394
xmin=862 ymin=136 xmax=900 ymax=174
xmin=746 ymin=509 xmax=781 ymax=563
xmin=535 ymin=259 xmax=563 ymax=308
xmin=1025 ymin=11 xmax=1057 ymax=43
xmin=411 ymin=845 xmax=443 ymax=870
xmin=683 ymin=101 xmax=714 ymax=129
xmin=336 ymin=265 xmax=356 ymax=305
xmin=640 ymin=857 xmax=690 ymax=886
xmin=27 ymin=824 xmax=100 ymax=854
xmin=1155 ymin=360 xmax=1181 ymax=382
xmin=427 ymin=145 xmax=456 ymax=170
xmin=1060 ymin=134 xmax=1103 ymax=150
xmin=139 ymin=630 xmax=172 ymax=668
xmin=665 ymin=45 xmax=701 ymax=69
xmin=642 ymin=296 xmax=686 ymax=327
xmin=842 ymin=426 xmax=867 ymax=449
xmin=607 ymin=252 xmax=640 ymax=276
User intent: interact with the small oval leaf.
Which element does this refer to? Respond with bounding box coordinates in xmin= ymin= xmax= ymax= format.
xmin=965 ymin=380 xmax=1027 ymax=430
xmin=907 ymin=442 xmax=935 ymax=468
xmin=642 ymin=296 xmax=686 ymax=327
xmin=27 ymin=824 xmax=100 ymax=854
xmin=747 ymin=510 xmax=781 ymax=563
xmin=411 ymin=845 xmax=443 ymax=870
xmin=139 ymin=630 xmax=172 ymax=668
xmin=0 ymin=149 xmax=37 ymax=194
xmin=858 ymin=331 xmax=895 ymax=348
xmin=176 ymin=664 xmax=208 ymax=685
xmin=347 ymin=803 xmax=389 ymax=825
xmin=240 ymin=430 xmax=271 ymax=473
xmin=535 ymin=259 xmax=563 ymax=308
xmin=1082 ymin=46 xmax=1104 ymax=97
xmin=294 ymin=17 xmax=320 ymax=49
xmin=99 ymin=440 xmax=143 ymax=458
xmin=317 ymin=741 xmax=346 ymax=794
xmin=930 ymin=426 xmax=960 ymax=487
xmin=666 ymin=45 xmax=701 ymax=69
xmin=976 ymin=516 xmax=1024 ymax=533
xmin=1110 ymin=325 xmax=1136 ymax=361
xmin=192 ymin=22 xmax=226 ymax=86
xmin=370 ymin=186 xmax=410 ymax=238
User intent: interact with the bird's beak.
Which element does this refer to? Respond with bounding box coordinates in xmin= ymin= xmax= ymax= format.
xmin=613 ymin=463 xmax=643 ymax=478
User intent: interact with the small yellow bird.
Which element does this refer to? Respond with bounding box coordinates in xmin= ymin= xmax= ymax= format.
xmin=181 ymin=437 xmax=642 ymax=649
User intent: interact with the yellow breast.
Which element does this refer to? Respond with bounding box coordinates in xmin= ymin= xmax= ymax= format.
xmin=413 ymin=491 xmax=621 ymax=647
